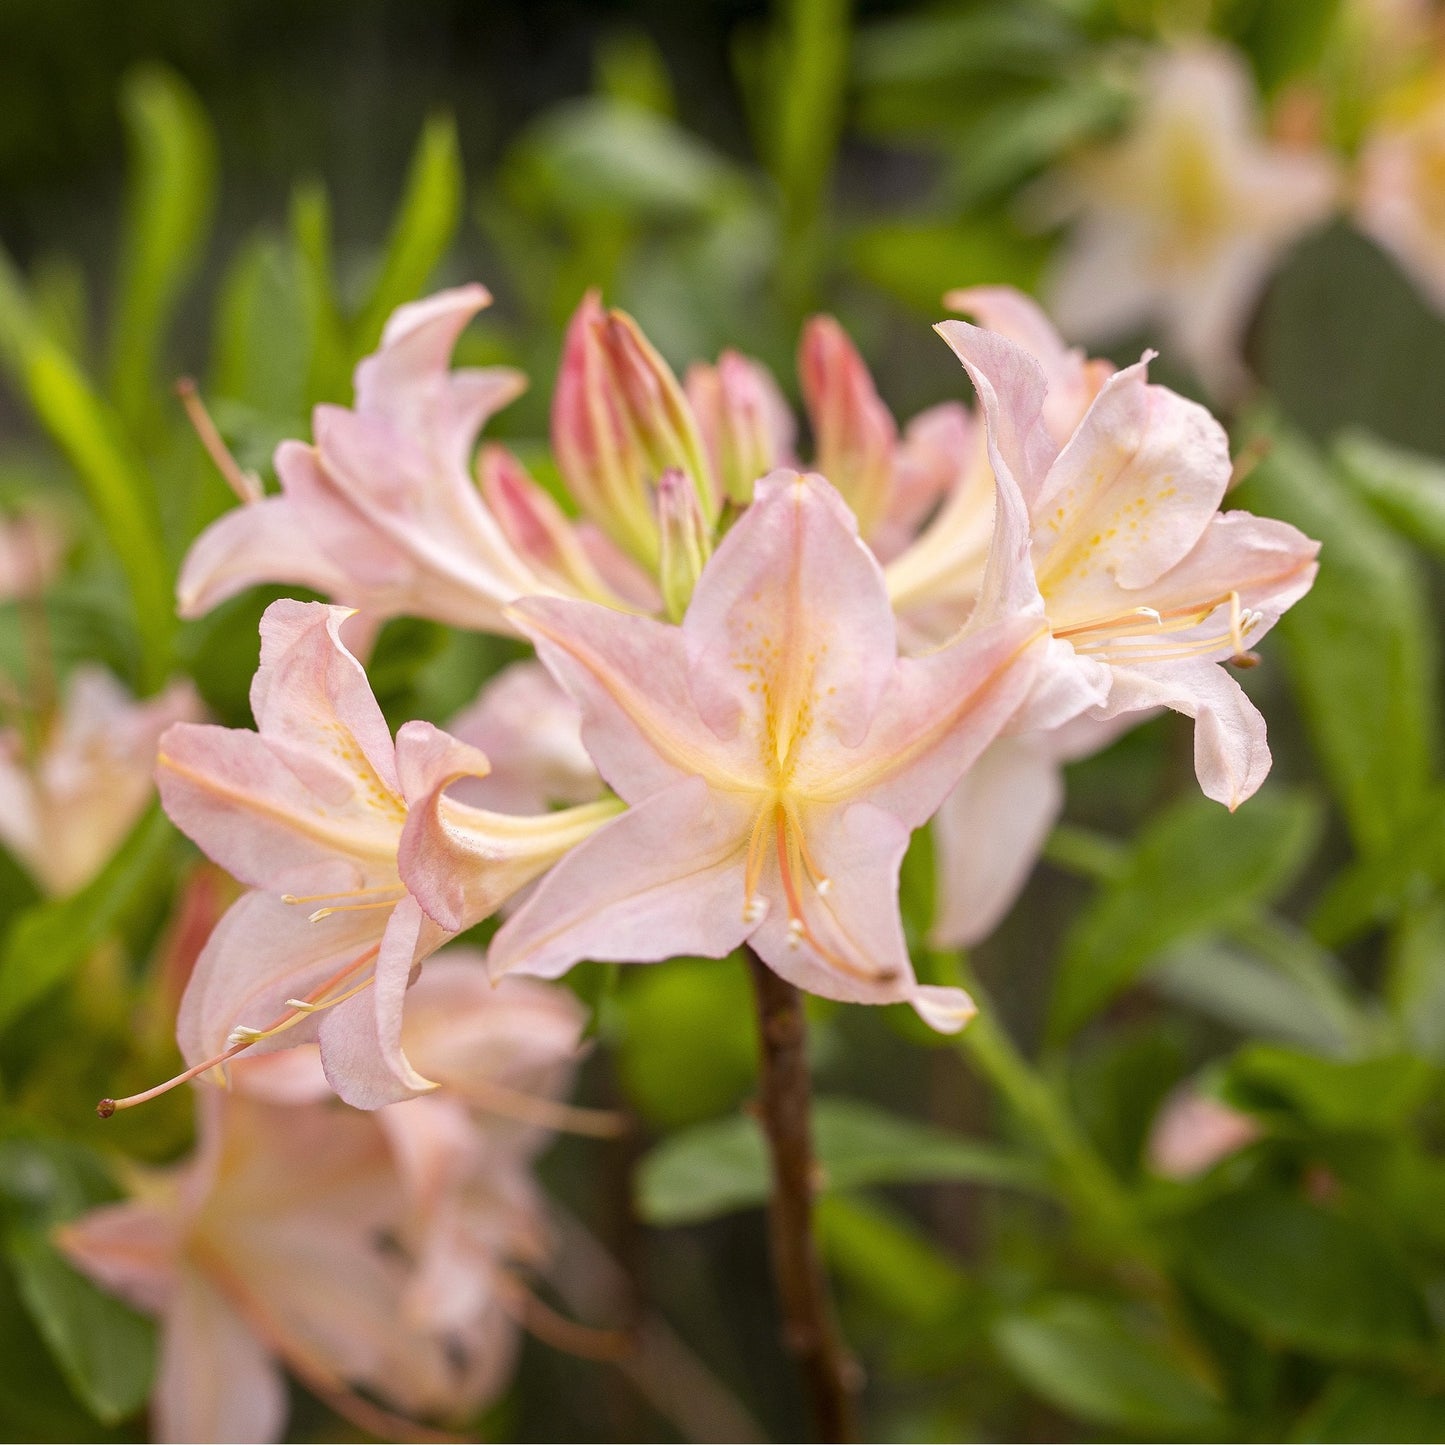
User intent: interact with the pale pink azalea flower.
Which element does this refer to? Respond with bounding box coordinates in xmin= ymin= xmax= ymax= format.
xmin=177 ymin=285 xmax=623 ymax=635
xmin=685 ymin=348 xmax=797 ymax=505
xmin=58 ymin=1088 xmax=527 ymax=1443
xmin=1045 ymin=43 xmax=1340 ymax=400
xmin=148 ymin=600 xmax=620 ymax=1110
xmin=938 ymin=318 xmax=1320 ymax=815
xmin=1357 ymin=74 xmax=1445 ymax=312
xmin=1147 ymin=1085 xmax=1262 ymax=1179
xmin=0 ymin=668 xmax=199 ymax=896
xmin=463 ymin=470 xmax=1045 ymax=1029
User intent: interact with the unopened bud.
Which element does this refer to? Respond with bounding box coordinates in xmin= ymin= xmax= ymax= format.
xmin=686 ymin=350 xmax=795 ymax=506
xmin=656 ymin=469 xmax=712 ymax=621
xmin=799 ymin=315 xmax=897 ymax=538
xmin=552 ymin=293 xmax=716 ymax=569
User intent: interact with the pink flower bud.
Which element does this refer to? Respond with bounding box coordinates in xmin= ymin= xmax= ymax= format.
xmin=685 ymin=350 xmax=795 ymax=506
xmin=656 ymin=469 xmax=712 ymax=621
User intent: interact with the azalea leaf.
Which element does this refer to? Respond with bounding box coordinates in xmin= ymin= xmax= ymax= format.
xmin=353 ymin=113 xmax=463 ymax=356
xmin=6 ymin=1229 xmax=155 ymax=1425
xmin=1335 ymin=431 xmax=1445 ymax=560
xmin=1294 ymin=1374 xmax=1445 ymax=1443
xmin=636 ymin=1096 xmax=1045 ymax=1226
xmin=1047 ymin=791 xmax=1322 ymax=1041
xmin=107 ymin=64 xmax=217 ymax=434
xmin=0 ymin=806 xmax=176 ymax=1031
xmin=994 ymin=1295 xmax=1229 ymax=1437
xmin=1239 ymin=430 xmax=1438 ymax=858
xmin=1220 ymin=1045 xmax=1433 ymax=1133
xmin=1176 ymin=1190 xmax=1431 ymax=1362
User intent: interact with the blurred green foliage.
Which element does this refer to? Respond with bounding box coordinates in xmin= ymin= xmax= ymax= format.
xmin=4 ymin=1 xmax=1445 ymax=1441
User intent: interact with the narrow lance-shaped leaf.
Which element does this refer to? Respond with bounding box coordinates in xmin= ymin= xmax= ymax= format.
xmin=352 ymin=114 xmax=463 ymax=356
xmin=0 ymin=252 xmax=175 ymax=687
xmin=108 ymin=64 xmax=218 ymax=434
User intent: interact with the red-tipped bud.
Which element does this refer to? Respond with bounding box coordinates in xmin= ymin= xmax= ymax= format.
xmin=656 ymin=469 xmax=712 ymax=622
xmin=798 ymin=315 xmax=897 ymax=537
xmin=685 ymin=350 xmax=795 ymax=507
xmin=551 ymin=293 xmax=715 ymax=570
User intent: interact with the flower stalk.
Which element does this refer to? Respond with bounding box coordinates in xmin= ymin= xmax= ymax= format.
xmin=745 ymin=948 xmax=860 ymax=1444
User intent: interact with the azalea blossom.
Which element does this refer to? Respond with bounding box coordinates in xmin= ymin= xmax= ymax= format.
xmin=177 ymin=286 xmax=628 ymax=635
xmin=145 ymin=600 xmax=620 ymax=1110
xmin=0 ymin=668 xmax=199 ymax=896
xmin=1044 ymin=42 xmax=1339 ymax=399
xmin=0 ymin=509 xmax=65 ymax=601
xmin=937 ymin=318 xmax=1319 ymax=814
xmin=1357 ymin=72 xmax=1445 ymax=313
xmin=58 ymin=1087 xmax=533 ymax=1442
xmin=452 ymin=469 xmax=1044 ymax=1028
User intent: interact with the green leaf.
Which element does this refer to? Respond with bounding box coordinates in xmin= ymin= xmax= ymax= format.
xmin=0 ymin=806 xmax=175 ymax=1030
xmin=815 ymin=1195 xmax=969 ymax=1325
xmin=636 ymin=1096 xmax=1045 ymax=1226
xmin=1295 ymin=1374 xmax=1445 ymax=1442
xmin=1176 ymin=1190 xmax=1431 ymax=1361
xmin=7 ymin=1229 xmax=155 ymax=1424
xmin=994 ymin=1295 xmax=1228 ymax=1436
xmin=1048 ymin=791 xmax=1322 ymax=1040
xmin=289 ymin=181 xmax=352 ymax=405
xmin=1335 ymin=431 xmax=1445 ymax=560
xmin=353 ymin=113 xmax=463 ymax=356
xmin=1387 ymin=899 xmax=1445 ymax=1062
xmin=1150 ymin=940 xmax=1360 ymax=1057
xmin=1221 ymin=1046 xmax=1433 ymax=1133
xmin=1239 ymin=431 xmax=1437 ymax=857
xmin=211 ymin=233 xmax=309 ymax=420
xmin=0 ymin=1258 xmax=104 ymax=1440
xmin=0 ymin=251 xmax=176 ymax=687
xmin=107 ymin=64 xmax=217 ymax=433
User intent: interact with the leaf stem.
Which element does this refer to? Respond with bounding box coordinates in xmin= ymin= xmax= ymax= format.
xmin=745 ymin=949 xmax=860 ymax=1442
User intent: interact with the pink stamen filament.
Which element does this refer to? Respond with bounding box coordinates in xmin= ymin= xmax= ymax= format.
xmin=174 ymin=377 xmax=264 ymax=504
xmin=97 ymin=944 xmax=381 ymax=1117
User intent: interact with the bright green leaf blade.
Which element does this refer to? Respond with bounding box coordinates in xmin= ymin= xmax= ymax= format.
xmin=636 ymin=1096 xmax=1045 ymax=1227
xmin=211 ymin=234 xmax=309 ymax=421
xmin=1294 ymin=1373 xmax=1445 ymax=1443
xmin=353 ymin=114 xmax=463 ymax=356
xmin=0 ymin=1258 xmax=106 ymax=1439
xmin=108 ymin=64 xmax=217 ymax=433
xmin=1335 ymin=431 xmax=1445 ymax=559
xmin=1177 ymin=1190 xmax=1431 ymax=1362
xmin=289 ymin=181 xmax=351 ymax=405
xmin=1239 ymin=429 xmax=1439 ymax=857
xmin=1048 ymin=791 xmax=1322 ymax=1041
xmin=6 ymin=1229 xmax=155 ymax=1425
xmin=0 ymin=806 xmax=175 ymax=1031
xmin=0 ymin=251 xmax=175 ymax=687
xmin=994 ymin=1295 xmax=1228 ymax=1436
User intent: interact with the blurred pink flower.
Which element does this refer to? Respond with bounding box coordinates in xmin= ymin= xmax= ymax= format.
xmin=1148 ymin=1085 xmax=1262 ymax=1179
xmin=0 ymin=668 xmax=199 ymax=896
xmin=151 ymin=600 xmax=619 ymax=1109
xmin=1357 ymin=74 xmax=1445 ymax=312
xmin=177 ymin=285 xmax=615 ymax=635
xmin=59 ymin=1088 xmax=532 ymax=1442
xmin=475 ymin=469 xmax=1043 ymax=1029
xmin=1045 ymin=43 xmax=1339 ymax=399
xmin=0 ymin=510 xmax=65 ymax=600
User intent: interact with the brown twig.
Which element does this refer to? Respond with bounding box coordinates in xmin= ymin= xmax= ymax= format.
xmin=745 ymin=948 xmax=860 ymax=1443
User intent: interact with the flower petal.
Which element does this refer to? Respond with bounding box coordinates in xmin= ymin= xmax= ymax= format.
xmin=394 ymin=719 xmax=623 ymax=933
xmin=54 ymin=1200 xmax=181 ymax=1317
xmin=488 ymin=777 xmax=754 ymax=981
xmin=930 ymin=735 xmax=1065 ymax=948
xmin=319 ymin=896 xmax=445 ymax=1109
xmin=154 ymin=1272 xmax=288 ymax=1445
xmin=1031 ymin=359 xmax=1233 ymax=605
xmin=683 ymin=469 xmax=898 ymax=752
xmin=1099 ymin=659 xmax=1271 ymax=808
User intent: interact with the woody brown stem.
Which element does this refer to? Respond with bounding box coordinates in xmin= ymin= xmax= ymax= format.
xmin=745 ymin=949 xmax=860 ymax=1443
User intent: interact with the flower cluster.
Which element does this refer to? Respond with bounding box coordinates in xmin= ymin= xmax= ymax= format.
xmin=61 ymin=281 xmax=1317 ymax=1439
